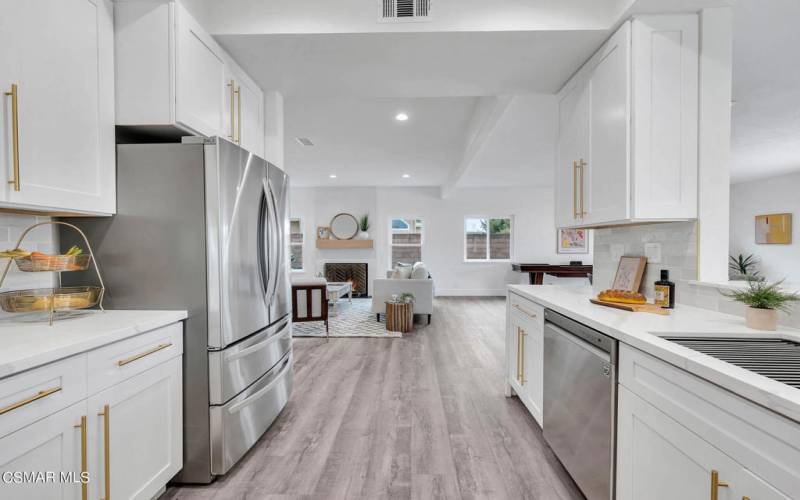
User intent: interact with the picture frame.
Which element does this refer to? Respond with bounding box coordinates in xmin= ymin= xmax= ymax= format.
xmin=755 ymin=213 xmax=792 ymax=244
xmin=317 ymin=226 xmax=330 ymax=240
xmin=611 ymin=256 xmax=647 ymax=292
xmin=557 ymin=228 xmax=589 ymax=254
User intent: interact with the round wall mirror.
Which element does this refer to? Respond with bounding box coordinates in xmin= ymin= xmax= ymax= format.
xmin=330 ymin=213 xmax=359 ymax=240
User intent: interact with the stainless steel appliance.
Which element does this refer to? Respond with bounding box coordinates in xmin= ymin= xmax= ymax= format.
xmin=61 ymin=137 xmax=292 ymax=483
xmin=543 ymin=309 xmax=617 ymax=500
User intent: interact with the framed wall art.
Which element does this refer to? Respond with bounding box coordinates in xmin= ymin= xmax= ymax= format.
xmin=557 ymin=228 xmax=589 ymax=254
xmin=755 ymin=213 xmax=792 ymax=244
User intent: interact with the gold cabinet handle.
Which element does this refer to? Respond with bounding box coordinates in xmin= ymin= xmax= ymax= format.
xmin=520 ymin=328 xmax=527 ymax=384
xmin=117 ymin=342 xmax=172 ymax=366
xmin=227 ymin=79 xmax=236 ymax=141
xmin=235 ymin=85 xmax=242 ymax=145
xmin=98 ymin=404 xmax=110 ymax=500
xmin=0 ymin=386 xmax=61 ymax=415
xmin=73 ymin=416 xmax=87 ymax=500
xmin=5 ymin=83 xmax=20 ymax=191
xmin=579 ymin=159 xmax=586 ymax=217
xmin=516 ymin=327 xmax=521 ymax=382
xmin=710 ymin=470 xmax=729 ymax=500
xmin=513 ymin=303 xmax=537 ymax=319
xmin=572 ymin=160 xmax=578 ymax=219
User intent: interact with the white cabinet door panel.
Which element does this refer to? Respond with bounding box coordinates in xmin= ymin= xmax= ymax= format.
xmin=239 ymin=78 xmax=264 ymax=157
xmin=88 ymin=357 xmax=182 ymax=500
xmin=0 ymin=0 xmax=115 ymax=214
xmin=0 ymin=401 xmax=87 ymax=500
xmin=632 ymin=15 xmax=698 ymax=219
xmin=585 ymin=23 xmax=630 ymax=225
xmin=175 ymin=3 xmax=225 ymax=138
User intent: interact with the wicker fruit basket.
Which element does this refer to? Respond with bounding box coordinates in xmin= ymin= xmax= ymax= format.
xmin=0 ymin=286 xmax=102 ymax=313
xmin=14 ymin=254 xmax=92 ymax=272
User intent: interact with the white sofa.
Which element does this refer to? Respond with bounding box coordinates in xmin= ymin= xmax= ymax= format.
xmin=371 ymin=271 xmax=434 ymax=324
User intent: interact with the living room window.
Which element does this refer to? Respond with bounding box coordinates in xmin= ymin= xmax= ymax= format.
xmin=390 ymin=218 xmax=424 ymax=267
xmin=464 ymin=217 xmax=513 ymax=261
xmin=289 ymin=218 xmax=304 ymax=271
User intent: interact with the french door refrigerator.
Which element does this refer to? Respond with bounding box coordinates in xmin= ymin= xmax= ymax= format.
xmin=61 ymin=137 xmax=292 ymax=483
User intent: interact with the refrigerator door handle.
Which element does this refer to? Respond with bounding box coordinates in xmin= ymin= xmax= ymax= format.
xmin=266 ymin=183 xmax=281 ymax=305
xmin=257 ymin=187 xmax=270 ymax=302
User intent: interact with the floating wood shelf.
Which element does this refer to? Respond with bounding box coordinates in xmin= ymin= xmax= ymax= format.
xmin=316 ymin=239 xmax=374 ymax=249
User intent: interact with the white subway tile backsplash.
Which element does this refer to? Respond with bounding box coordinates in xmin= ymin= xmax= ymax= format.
xmin=0 ymin=215 xmax=57 ymax=293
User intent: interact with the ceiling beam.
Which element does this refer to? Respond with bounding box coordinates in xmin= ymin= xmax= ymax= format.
xmin=440 ymin=95 xmax=513 ymax=199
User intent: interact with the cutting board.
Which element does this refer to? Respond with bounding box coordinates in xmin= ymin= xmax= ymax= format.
xmin=590 ymin=298 xmax=670 ymax=315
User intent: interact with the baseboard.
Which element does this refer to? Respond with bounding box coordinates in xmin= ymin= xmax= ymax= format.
xmin=435 ymin=289 xmax=507 ymax=297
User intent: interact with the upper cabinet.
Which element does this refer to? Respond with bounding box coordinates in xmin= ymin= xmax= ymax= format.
xmin=556 ymin=15 xmax=699 ymax=229
xmin=116 ymin=0 xmax=266 ymax=158
xmin=0 ymin=0 xmax=116 ymax=215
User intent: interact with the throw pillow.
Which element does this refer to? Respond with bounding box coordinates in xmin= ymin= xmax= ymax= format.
xmin=410 ymin=261 xmax=428 ymax=279
xmin=391 ymin=263 xmax=412 ymax=279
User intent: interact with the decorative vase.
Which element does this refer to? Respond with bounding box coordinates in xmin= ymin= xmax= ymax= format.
xmin=745 ymin=307 xmax=778 ymax=331
xmin=358 ymin=230 xmax=369 ymax=240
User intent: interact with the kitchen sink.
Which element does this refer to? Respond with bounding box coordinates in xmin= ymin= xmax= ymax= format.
xmin=662 ymin=337 xmax=800 ymax=389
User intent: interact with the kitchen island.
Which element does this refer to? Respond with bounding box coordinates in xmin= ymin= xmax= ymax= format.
xmin=506 ymin=284 xmax=800 ymax=499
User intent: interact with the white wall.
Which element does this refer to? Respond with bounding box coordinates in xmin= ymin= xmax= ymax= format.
xmin=730 ymin=171 xmax=800 ymax=282
xmin=290 ymin=186 xmax=592 ymax=296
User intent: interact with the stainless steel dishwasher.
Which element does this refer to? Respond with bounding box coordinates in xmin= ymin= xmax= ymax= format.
xmin=543 ymin=309 xmax=617 ymax=500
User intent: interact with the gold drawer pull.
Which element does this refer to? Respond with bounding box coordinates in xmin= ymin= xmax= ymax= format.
xmin=98 ymin=404 xmax=110 ymax=500
xmin=513 ymin=303 xmax=537 ymax=319
xmin=117 ymin=342 xmax=172 ymax=366
xmin=5 ymin=83 xmax=20 ymax=191
xmin=74 ymin=415 xmax=87 ymax=500
xmin=0 ymin=386 xmax=61 ymax=415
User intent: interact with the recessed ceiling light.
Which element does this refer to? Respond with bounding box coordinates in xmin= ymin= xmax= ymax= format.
xmin=295 ymin=137 xmax=314 ymax=146
xmin=402 ymin=173 xmax=411 ymax=178
xmin=329 ymin=174 xmax=337 ymax=179
xmin=395 ymin=112 xmax=409 ymax=122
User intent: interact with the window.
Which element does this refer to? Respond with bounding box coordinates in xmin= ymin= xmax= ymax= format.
xmin=289 ymin=218 xmax=303 ymax=271
xmin=390 ymin=218 xmax=424 ymax=267
xmin=464 ymin=217 xmax=512 ymax=261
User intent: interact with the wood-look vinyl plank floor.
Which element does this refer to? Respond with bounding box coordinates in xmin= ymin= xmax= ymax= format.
xmin=163 ymin=297 xmax=584 ymax=500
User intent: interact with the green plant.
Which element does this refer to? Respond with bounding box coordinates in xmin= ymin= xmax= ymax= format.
xmin=359 ymin=214 xmax=370 ymax=232
xmin=720 ymin=278 xmax=800 ymax=312
xmin=398 ymin=292 xmax=415 ymax=304
xmin=729 ymin=253 xmax=760 ymax=278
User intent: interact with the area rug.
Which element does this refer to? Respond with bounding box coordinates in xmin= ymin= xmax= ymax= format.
xmin=292 ymin=298 xmax=402 ymax=338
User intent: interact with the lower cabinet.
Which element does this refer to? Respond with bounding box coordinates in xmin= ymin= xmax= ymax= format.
xmin=0 ymin=402 xmax=87 ymax=500
xmin=506 ymin=293 xmax=544 ymax=426
xmin=618 ymin=345 xmax=798 ymax=499
xmin=88 ymin=356 xmax=182 ymax=500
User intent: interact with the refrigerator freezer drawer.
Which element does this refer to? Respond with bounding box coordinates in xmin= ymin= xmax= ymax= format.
xmin=209 ymin=350 xmax=292 ymax=475
xmin=208 ymin=317 xmax=291 ymax=405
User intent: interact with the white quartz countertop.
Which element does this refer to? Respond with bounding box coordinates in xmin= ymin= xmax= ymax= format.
xmin=0 ymin=309 xmax=188 ymax=379
xmin=508 ymin=284 xmax=800 ymax=423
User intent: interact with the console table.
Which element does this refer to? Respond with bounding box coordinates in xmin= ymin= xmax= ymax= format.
xmin=511 ymin=263 xmax=593 ymax=285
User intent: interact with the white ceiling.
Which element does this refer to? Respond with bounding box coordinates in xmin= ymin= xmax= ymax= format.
xmin=285 ymin=97 xmax=477 ymax=187
xmin=215 ymin=31 xmax=609 ymax=98
xmin=730 ymin=0 xmax=800 ymax=183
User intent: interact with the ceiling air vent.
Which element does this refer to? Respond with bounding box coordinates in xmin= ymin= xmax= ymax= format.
xmin=380 ymin=0 xmax=431 ymax=21
xmin=295 ymin=137 xmax=314 ymax=146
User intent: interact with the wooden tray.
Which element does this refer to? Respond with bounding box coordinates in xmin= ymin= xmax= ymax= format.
xmin=590 ymin=298 xmax=670 ymax=315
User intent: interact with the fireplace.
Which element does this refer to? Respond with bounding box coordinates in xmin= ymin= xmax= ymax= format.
xmin=324 ymin=262 xmax=369 ymax=297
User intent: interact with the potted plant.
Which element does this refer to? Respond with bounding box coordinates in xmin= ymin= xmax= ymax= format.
xmin=720 ymin=279 xmax=800 ymax=330
xmin=358 ymin=214 xmax=370 ymax=240
xmin=728 ymin=253 xmax=763 ymax=281
xmin=398 ymin=292 xmax=415 ymax=304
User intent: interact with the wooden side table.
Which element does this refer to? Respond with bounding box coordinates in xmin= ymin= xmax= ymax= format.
xmin=385 ymin=301 xmax=413 ymax=333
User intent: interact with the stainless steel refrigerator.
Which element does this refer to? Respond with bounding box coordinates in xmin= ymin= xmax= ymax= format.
xmin=61 ymin=137 xmax=292 ymax=483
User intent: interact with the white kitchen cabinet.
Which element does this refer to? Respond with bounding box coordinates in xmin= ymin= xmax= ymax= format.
xmin=555 ymin=15 xmax=698 ymax=228
xmin=116 ymin=0 xmax=266 ymax=158
xmin=88 ymin=356 xmax=182 ymax=500
xmin=505 ymin=293 xmax=544 ymax=426
xmin=618 ymin=345 xmax=800 ymax=499
xmin=0 ymin=402 xmax=88 ymax=500
xmin=0 ymin=0 xmax=116 ymax=215
xmin=223 ymin=63 xmax=265 ymax=157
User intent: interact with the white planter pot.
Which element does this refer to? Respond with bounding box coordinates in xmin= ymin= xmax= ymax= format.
xmin=745 ymin=307 xmax=778 ymax=331
xmin=358 ymin=231 xmax=369 ymax=240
